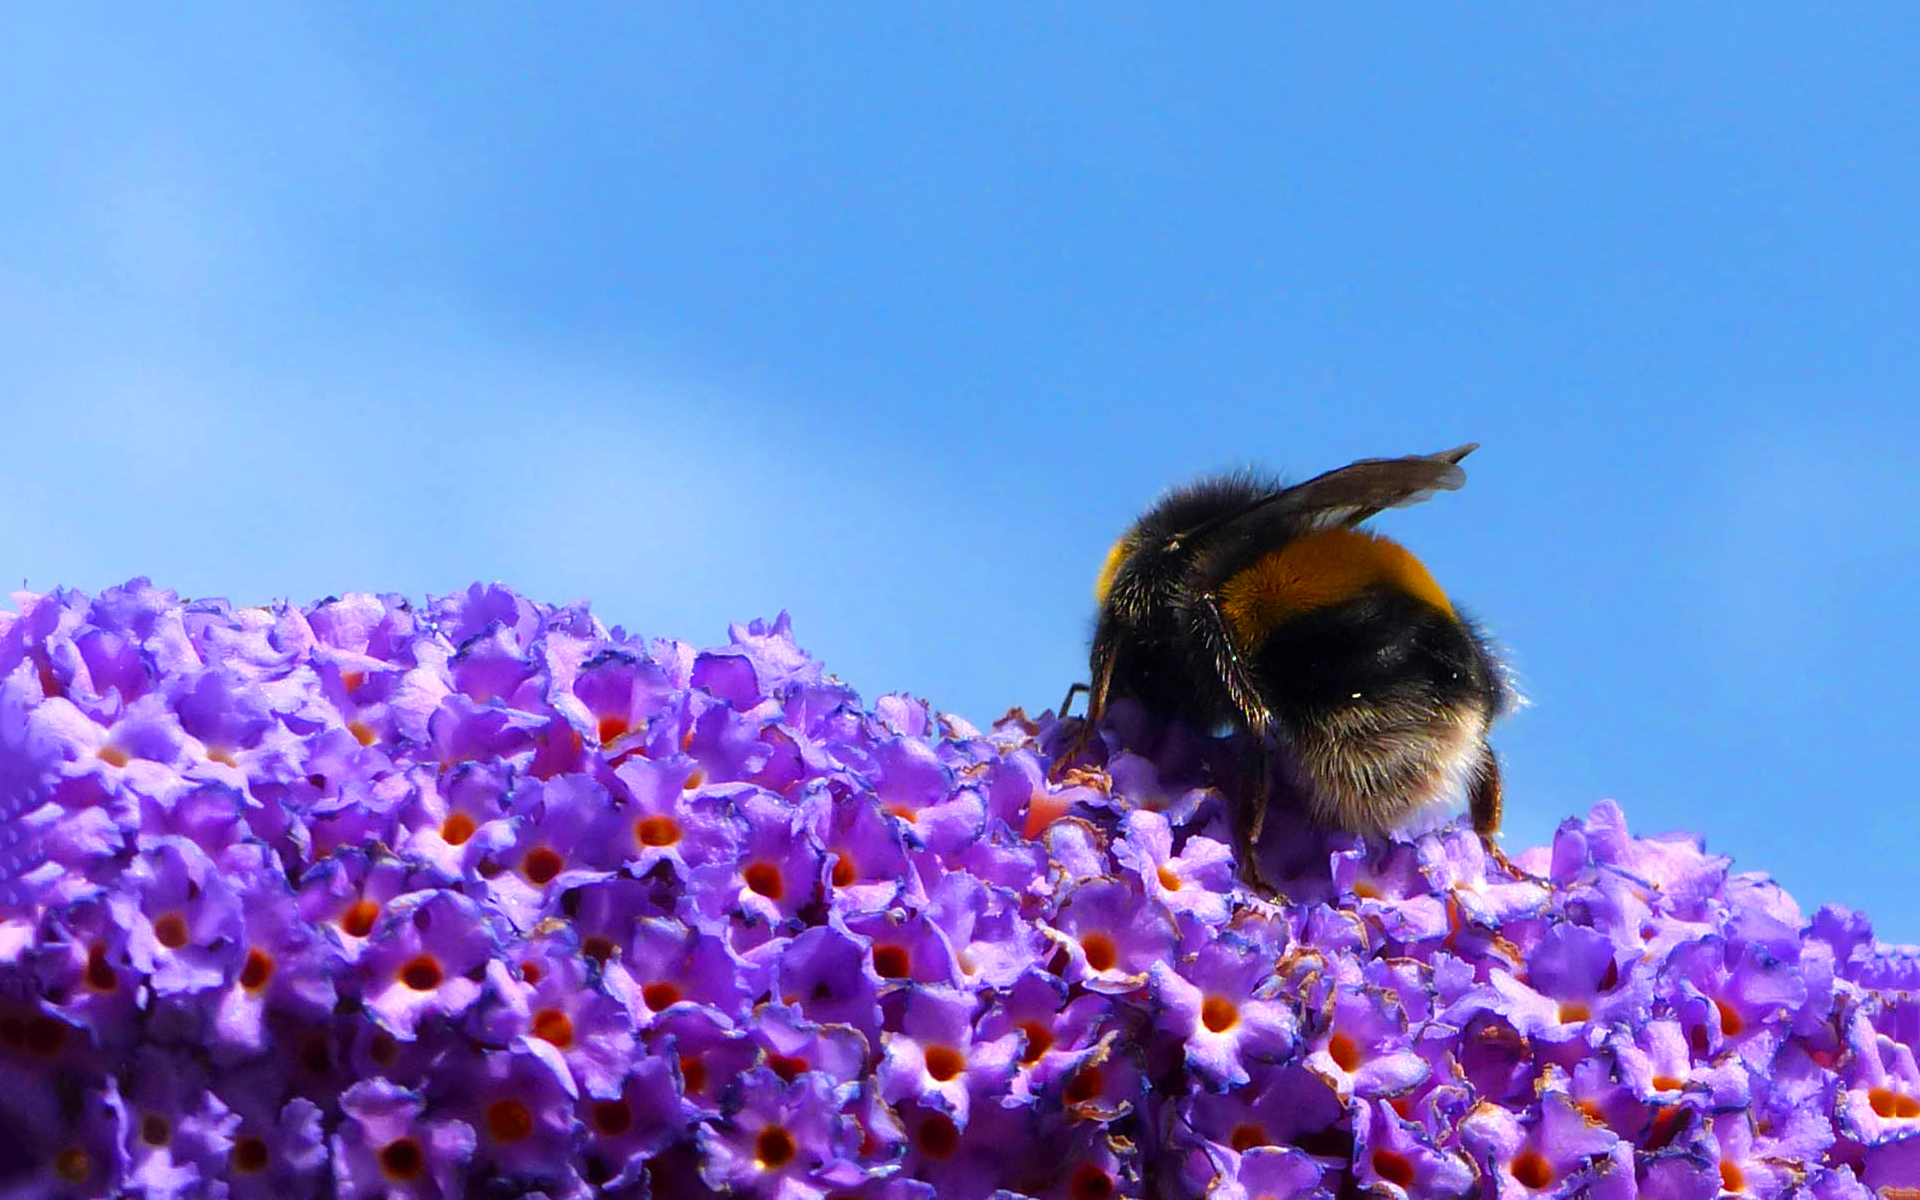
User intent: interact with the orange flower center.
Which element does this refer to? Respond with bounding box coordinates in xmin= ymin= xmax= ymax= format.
xmin=532 ymin=1008 xmax=574 ymax=1048
xmin=768 ymin=1053 xmax=810 ymax=1082
xmin=1327 ymin=1032 xmax=1361 ymax=1072
xmin=1373 ymin=1149 xmax=1415 ymax=1187
xmin=1869 ymin=1088 xmax=1920 ymax=1119
xmin=1018 ymin=1020 xmax=1054 ymax=1064
xmin=85 ymin=943 xmax=117 ymax=991
xmin=679 ymin=1054 xmax=708 ymax=1096
xmin=1511 ymin=1150 xmax=1553 ymax=1189
xmin=1070 ymin=1163 xmax=1115 ymax=1200
xmin=924 ymin=1045 xmax=965 ymax=1082
xmin=1716 ymin=999 xmax=1745 ymax=1037
xmin=154 ymin=913 xmax=189 ymax=949
xmin=1080 ymin=934 xmax=1117 ymax=973
xmin=1201 ymin=996 xmax=1239 ymax=1034
xmin=1065 ymin=1066 xmax=1103 ymax=1104
xmin=597 ymin=714 xmax=630 ymax=744
xmin=141 ymin=1114 xmax=171 ymax=1146
xmin=636 ymin=816 xmax=680 ymax=847
xmin=53 ymin=1148 xmax=89 ymax=1183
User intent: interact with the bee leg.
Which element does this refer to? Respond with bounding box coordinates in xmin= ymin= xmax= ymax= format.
xmin=1470 ymin=744 xmax=1547 ymax=886
xmin=1049 ymin=631 xmax=1120 ymax=782
xmin=1234 ymin=741 xmax=1281 ymax=896
xmin=1045 ymin=683 xmax=1096 ymax=781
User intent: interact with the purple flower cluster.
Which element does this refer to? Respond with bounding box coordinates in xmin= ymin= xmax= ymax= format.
xmin=1 ymin=580 xmax=1917 ymax=1199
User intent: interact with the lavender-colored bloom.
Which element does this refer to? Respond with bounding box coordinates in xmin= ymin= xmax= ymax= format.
xmin=1350 ymin=1097 xmax=1475 ymax=1200
xmin=331 ymin=1078 xmax=476 ymax=1200
xmin=7 ymin=581 xmax=1920 ymax=1197
xmin=877 ymin=984 xmax=1020 ymax=1127
xmin=474 ymin=931 xmax=636 ymax=1099
xmin=1151 ymin=940 xmax=1297 ymax=1090
xmin=646 ymin=1003 xmax=761 ymax=1119
xmin=119 ymin=1045 xmax=240 ymax=1200
xmin=357 ymin=888 xmax=505 ymax=1039
xmin=1043 ymin=876 xmax=1177 ymax=995
xmin=1307 ymin=981 xmax=1431 ymax=1100
xmin=576 ymin=1052 xmax=688 ymax=1189
xmin=441 ymin=1043 xmax=586 ymax=1189
xmin=609 ymin=915 xmax=756 ymax=1031
xmin=1114 ymin=807 xmax=1235 ymax=932
xmin=1458 ymin=1090 xmax=1623 ymax=1198
xmin=696 ymin=1068 xmax=858 ymax=1200
xmin=113 ymin=834 xmax=246 ymax=997
xmin=219 ymin=1095 xmax=328 ymax=1200
xmin=1211 ymin=1144 xmax=1325 ymax=1200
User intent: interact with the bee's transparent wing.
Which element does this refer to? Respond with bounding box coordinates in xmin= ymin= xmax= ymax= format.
xmin=1217 ymin=444 xmax=1477 ymax=536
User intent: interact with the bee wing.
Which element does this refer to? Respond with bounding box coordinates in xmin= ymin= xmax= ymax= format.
xmin=1230 ymin=444 xmax=1476 ymax=533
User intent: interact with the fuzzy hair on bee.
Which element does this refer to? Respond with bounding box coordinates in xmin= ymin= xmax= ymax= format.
xmin=1061 ymin=444 xmax=1522 ymax=890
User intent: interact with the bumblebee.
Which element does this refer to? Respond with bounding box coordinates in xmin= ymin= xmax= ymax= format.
xmin=1060 ymin=445 xmax=1518 ymax=888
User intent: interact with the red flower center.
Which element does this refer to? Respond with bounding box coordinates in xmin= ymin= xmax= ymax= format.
xmin=522 ymin=846 xmax=564 ymax=885
xmin=488 ymin=1100 xmax=534 ymax=1143
xmin=379 ymin=1138 xmax=424 ymax=1181
xmin=230 ymin=1136 xmax=269 ymax=1174
xmin=755 ymin=1126 xmax=797 ymax=1169
xmin=1511 ymin=1150 xmax=1553 ymax=1189
xmin=240 ymin=948 xmax=275 ymax=991
xmin=591 ymin=1100 xmax=633 ymax=1135
xmin=400 ymin=955 xmax=443 ymax=991
xmin=340 ymin=900 xmax=380 ymax=938
xmin=1080 ymin=934 xmax=1117 ymax=973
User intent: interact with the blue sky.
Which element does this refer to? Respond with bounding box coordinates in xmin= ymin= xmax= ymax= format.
xmin=5 ymin=8 xmax=1918 ymax=939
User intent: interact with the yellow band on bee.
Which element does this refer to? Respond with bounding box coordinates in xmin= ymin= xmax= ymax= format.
xmin=1093 ymin=536 xmax=1131 ymax=603
xmin=1219 ymin=528 xmax=1453 ymax=643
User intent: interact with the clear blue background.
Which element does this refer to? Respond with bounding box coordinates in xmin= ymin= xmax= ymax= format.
xmin=6 ymin=9 xmax=1917 ymax=939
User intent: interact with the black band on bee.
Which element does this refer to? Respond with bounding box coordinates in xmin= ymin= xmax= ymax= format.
xmin=1251 ymin=586 xmax=1498 ymax=725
